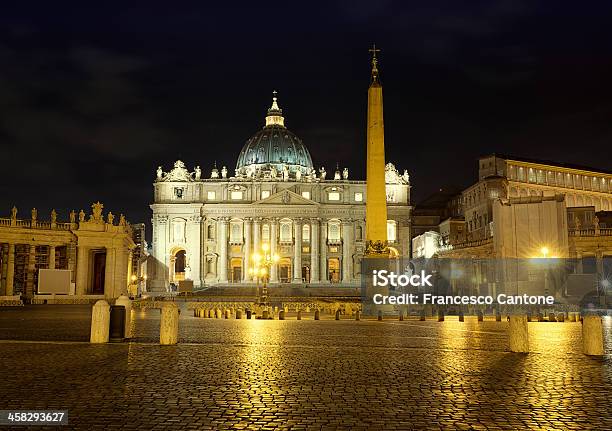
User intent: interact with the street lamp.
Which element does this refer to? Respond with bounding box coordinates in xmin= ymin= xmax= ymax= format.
xmin=249 ymin=243 xmax=280 ymax=309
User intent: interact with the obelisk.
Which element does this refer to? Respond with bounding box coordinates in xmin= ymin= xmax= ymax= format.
xmin=365 ymin=44 xmax=388 ymax=256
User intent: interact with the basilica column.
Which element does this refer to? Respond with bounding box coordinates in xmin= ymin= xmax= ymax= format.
xmin=293 ymin=218 xmax=302 ymax=283
xmin=270 ymin=218 xmax=279 ymax=283
xmin=48 ymin=245 xmax=56 ymax=270
xmin=5 ymin=243 xmax=15 ymax=296
xmin=342 ymin=219 xmax=353 ymax=283
xmin=218 ymin=218 xmax=229 ymax=283
xmin=242 ymin=218 xmax=252 ymax=282
xmin=310 ymin=218 xmax=320 ymax=283
xmin=252 ymin=218 xmax=261 ymax=281
xmin=319 ymin=220 xmax=328 ymax=283
xmin=76 ymin=244 xmax=88 ymax=295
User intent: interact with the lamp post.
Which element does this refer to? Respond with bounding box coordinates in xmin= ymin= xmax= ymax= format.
xmin=249 ymin=243 xmax=280 ymax=310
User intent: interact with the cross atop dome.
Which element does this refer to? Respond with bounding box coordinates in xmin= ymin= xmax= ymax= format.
xmin=265 ymin=90 xmax=285 ymax=127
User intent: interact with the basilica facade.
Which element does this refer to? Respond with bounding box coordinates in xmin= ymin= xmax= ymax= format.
xmin=149 ymin=95 xmax=411 ymax=290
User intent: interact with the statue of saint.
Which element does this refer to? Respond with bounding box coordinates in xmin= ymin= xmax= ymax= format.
xmin=319 ymin=167 xmax=326 ymax=180
xmin=51 ymin=209 xmax=57 ymax=223
xmin=282 ymin=164 xmax=289 ymax=181
xmin=10 ymin=206 xmax=17 ymax=220
xmin=270 ymin=166 xmax=277 ymax=178
xmin=594 ymin=215 xmax=599 ymax=230
xmin=342 ymin=168 xmax=349 ymax=180
xmin=403 ymin=169 xmax=410 ymax=183
xmin=31 ymin=208 xmax=37 ymax=221
xmin=91 ymin=202 xmax=104 ymax=222
xmin=296 ymin=169 xmax=302 ymax=181
xmin=156 ymin=166 xmax=163 ymax=180
xmin=221 ymin=166 xmax=228 ymax=179
xmin=70 ymin=210 xmax=76 ymax=224
xmin=79 ymin=210 xmax=85 ymax=222
xmin=194 ymin=166 xmax=201 ymax=180
xmin=119 ymin=214 xmax=126 ymax=226
xmin=107 ymin=212 xmax=115 ymax=225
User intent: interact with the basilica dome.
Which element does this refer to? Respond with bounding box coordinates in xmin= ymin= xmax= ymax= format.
xmin=235 ymin=94 xmax=313 ymax=178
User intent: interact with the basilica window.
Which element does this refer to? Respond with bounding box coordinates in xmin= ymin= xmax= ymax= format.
xmin=302 ymin=224 xmax=310 ymax=242
xmin=528 ymin=168 xmax=536 ymax=183
xmin=172 ymin=218 xmax=186 ymax=243
xmin=231 ymin=190 xmax=243 ymax=200
xmin=301 ymin=191 xmax=311 ymax=200
xmin=328 ymin=220 xmax=341 ymax=241
xmin=328 ymin=192 xmax=340 ymax=201
xmin=207 ymin=191 xmax=216 ymax=200
xmin=230 ymin=222 xmax=243 ymax=243
xmin=261 ymin=190 xmax=270 ymax=199
xmin=354 ymin=192 xmax=363 ymax=202
xmin=356 ymin=225 xmax=363 ymax=240
xmin=387 ymin=220 xmax=397 ymax=242
xmin=280 ymin=220 xmax=293 ymax=242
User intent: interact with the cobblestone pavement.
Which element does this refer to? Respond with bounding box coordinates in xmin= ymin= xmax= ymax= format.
xmin=0 ymin=305 xmax=611 ymax=430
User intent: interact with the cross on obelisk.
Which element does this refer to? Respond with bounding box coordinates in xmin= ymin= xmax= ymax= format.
xmin=369 ymin=44 xmax=381 ymax=81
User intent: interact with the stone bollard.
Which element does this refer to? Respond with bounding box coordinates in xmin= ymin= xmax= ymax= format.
xmin=437 ymin=309 xmax=444 ymax=322
xmin=262 ymin=309 xmax=270 ymax=319
xmin=477 ymin=311 xmax=483 ymax=322
xmin=557 ymin=313 xmax=564 ymax=322
xmin=115 ymin=295 xmax=133 ymax=338
xmin=314 ymin=309 xmax=320 ymax=320
xmin=549 ymin=313 xmax=556 ymax=322
xmin=279 ymin=310 xmax=285 ymax=320
xmin=246 ymin=309 xmax=252 ymax=319
xmin=160 ymin=303 xmax=179 ymax=345
xmin=297 ymin=310 xmax=302 ymax=320
xmin=377 ymin=310 xmax=383 ymax=321
xmin=399 ymin=311 xmax=404 ymax=321
xmin=194 ymin=309 xmax=198 ymax=317
xmin=420 ymin=310 xmax=426 ymax=321
xmin=335 ymin=310 xmax=341 ymax=320
xmin=569 ymin=313 xmax=576 ymax=322
xmin=582 ymin=315 xmax=604 ymax=356
xmin=355 ymin=310 xmax=360 ymax=321
xmin=509 ymin=315 xmax=529 ymax=353
xmin=459 ymin=312 xmax=464 ymax=322
xmin=90 ymin=300 xmax=111 ymax=343
xmin=224 ymin=309 xmax=229 ymax=319
xmin=495 ymin=312 xmax=501 ymax=322
xmin=537 ymin=313 xmax=544 ymax=322
xmin=236 ymin=309 xmax=242 ymax=319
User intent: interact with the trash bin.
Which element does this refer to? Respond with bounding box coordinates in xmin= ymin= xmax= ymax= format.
xmin=109 ymin=305 xmax=126 ymax=342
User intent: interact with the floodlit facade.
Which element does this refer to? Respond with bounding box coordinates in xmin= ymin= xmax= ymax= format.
xmin=149 ymin=95 xmax=412 ymax=290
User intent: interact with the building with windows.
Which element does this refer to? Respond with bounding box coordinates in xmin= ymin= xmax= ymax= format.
xmin=149 ymin=94 xmax=411 ymax=290
xmin=0 ymin=203 xmax=136 ymax=304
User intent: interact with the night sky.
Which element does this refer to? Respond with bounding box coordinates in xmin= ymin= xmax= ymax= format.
xmin=1 ymin=1 xmax=612 ymax=232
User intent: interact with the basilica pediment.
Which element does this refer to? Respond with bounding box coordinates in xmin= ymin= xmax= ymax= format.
xmin=253 ymin=189 xmax=318 ymax=206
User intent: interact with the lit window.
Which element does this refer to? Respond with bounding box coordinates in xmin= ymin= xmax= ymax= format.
xmin=172 ymin=218 xmax=186 ymax=243
xmin=280 ymin=221 xmax=292 ymax=242
xmin=301 ymin=191 xmax=311 ymax=199
xmin=328 ymin=221 xmax=340 ymax=240
xmin=207 ymin=191 xmax=216 ymax=200
xmin=302 ymin=224 xmax=310 ymax=241
xmin=230 ymin=223 xmax=242 ymax=242
xmin=354 ymin=192 xmax=363 ymax=202
xmin=230 ymin=191 xmax=243 ymax=200
xmin=328 ymin=192 xmax=340 ymax=201
xmin=261 ymin=190 xmax=270 ymax=199
xmin=387 ymin=220 xmax=397 ymax=242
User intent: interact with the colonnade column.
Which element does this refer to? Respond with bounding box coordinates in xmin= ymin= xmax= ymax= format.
xmin=5 ymin=243 xmax=15 ymax=296
xmin=218 ymin=217 xmax=228 ymax=283
xmin=242 ymin=218 xmax=252 ymax=282
xmin=26 ymin=245 xmax=36 ymax=297
xmin=319 ymin=220 xmax=328 ymax=283
xmin=48 ymin=245 xmax=56 ymax=270
xmin=310 ymin=218 xmax=320 ymax=283
xmin=76 ymin=245 xmax=88 ymax=295
xmin=293 ymin=218 xmax=302 ymax=283
xmin=342 ymin=219 xmax=353 ymax=283
xmin=270 ymin=218 xmax=279 ymax=283
xmin=104 ymin=247 xmax=116 ymax=298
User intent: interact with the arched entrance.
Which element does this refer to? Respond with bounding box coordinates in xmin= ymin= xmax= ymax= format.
xmin=279 ymin=258 xmax=291 ymax=283
xmin=328 ymin=258 xmax=340 ymax=283
xmin=171 ymin=249 xmax=186 ymax=283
